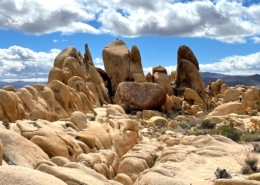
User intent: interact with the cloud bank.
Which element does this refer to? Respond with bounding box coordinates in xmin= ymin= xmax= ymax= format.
xmin=0 ymin=0 xmax=260 ymax=43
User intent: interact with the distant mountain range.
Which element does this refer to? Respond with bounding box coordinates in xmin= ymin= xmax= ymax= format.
xmin=0 ymin=81 xmax=47 ymax=89
xmin=0 ymin=72 xmax=260 ymax=89
xmin=200 ymin=72 xmax=260 ymax=87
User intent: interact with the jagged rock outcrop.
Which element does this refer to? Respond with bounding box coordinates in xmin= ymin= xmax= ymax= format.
xmin=114 ymin=82 xmax=166 ymax=111
xmin=102 ymin=39 xmax=146 ymax=96
xmin=49 ymin=45 xmax=110 ymax=107
xmin=0 ymin=44 xmax=117 ymax=121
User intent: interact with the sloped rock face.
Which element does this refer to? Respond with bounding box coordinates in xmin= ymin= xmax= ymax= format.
xmin=207 ymin=102 xmax=246 ymax=117
xmin=114 ymin=82 xmax=166 ymax=110
xmin=102 ymin=39 xmax=146 ymax=96
xmin=175 ymin=45 xmax=205 ymax=98
xmin=0 ymin=166 xmax=67 ymax=185
xmin=0 ymin=128 xmax=49 ymax=168
xmin=36 ymin=162 xmax=121 ymax=185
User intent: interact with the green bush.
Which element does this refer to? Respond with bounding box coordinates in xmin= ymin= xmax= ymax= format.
xmin=178 ymin=121 xmax=188 ymax=129
xmin=241 ymin=131 xmax=260 ymax=142
xmin=216 ymin=123 xmax=241 ymax=142
xmin=200 ymin=119 xmax=216 ymax=129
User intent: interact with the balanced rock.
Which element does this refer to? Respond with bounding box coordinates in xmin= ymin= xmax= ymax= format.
xmin=115 ymin=82 xmax=166 ymax=110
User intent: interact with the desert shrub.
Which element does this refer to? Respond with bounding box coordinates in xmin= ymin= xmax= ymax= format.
xmin=241 ymin=131 xmax=260 ymax=142
xmin=250 ymin=112 xmax=258 ymax=116
xmin=235 ymin=148 xmax=259 ymax=174
xmin=214 ymin=167 xmax=232 ymax=179
xmin=2 ymin=119 xmax=10 ymax=129
xmin=158 ymin=127 xmax=168 ymax=135
xmin=256 ymin=100 xmax=260 ymax=106
xmin=188 ymin=119 xmax=202 ymax=128
xmin=178 ymin=121 xmax=188 ymax=129
xmin=129 ymin=115 xmax=138 ymax=120
xmin=253 ymin=143 xmax=260 ymax=153
xmin=200 ymin=119 xmax=216 ymax=129
xmin=122 ymin=104 xmax=131 ymax=114
xmin=216 ymin=123 xmax=241 ymax=142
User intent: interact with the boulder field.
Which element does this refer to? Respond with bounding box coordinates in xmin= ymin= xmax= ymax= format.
xmin=1 ymin=39 xmax=260 ymax=185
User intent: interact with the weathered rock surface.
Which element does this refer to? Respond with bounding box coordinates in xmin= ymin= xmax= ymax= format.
xmin=0 ymin=166 xmax=67 ymax=185
xmin=115 ymin=82 xmax=166 ymax=110
xmin=36 ymin=162 xmax=122 ymax=185
xmin=208 ymin=102 xmax=246 ymax=117
xmin=76 ymin=150 xmax=120 ymax=179
xmin=0 ymin=128 xmax=49 ymax=168
xmin=214 ymin=179 xmax=260 ymax=185
xmin=0 ymin=139 xmax=2 ymax=166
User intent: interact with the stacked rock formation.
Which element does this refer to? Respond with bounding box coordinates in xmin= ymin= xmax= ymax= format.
xmin=102 ymin=39 xmax=146 ymax=96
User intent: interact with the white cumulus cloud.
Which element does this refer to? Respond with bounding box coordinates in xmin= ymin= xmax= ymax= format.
xmin=251 ymin=36 xmax=260 ymax=43
xmin=0 ymin=0 xmax=260 ymax=43
xmin=0 ymin=46 xmax=61 ymax=81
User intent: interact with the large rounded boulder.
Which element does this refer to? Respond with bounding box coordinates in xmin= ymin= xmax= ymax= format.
xmin=114 ymin=82 xmax=166 ymax=110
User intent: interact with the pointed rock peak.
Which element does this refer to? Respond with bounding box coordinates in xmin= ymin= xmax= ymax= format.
xmin=130 ymin=45 xmax=141 ymax=64
xmin=177 ymin=45 xmax=199 ymax=70
xmin=84 ymin=43 xmax=94 ymax=66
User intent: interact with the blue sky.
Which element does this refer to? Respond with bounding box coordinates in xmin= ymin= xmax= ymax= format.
xmin=0 ymin=0 xmax=260 ymax=82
